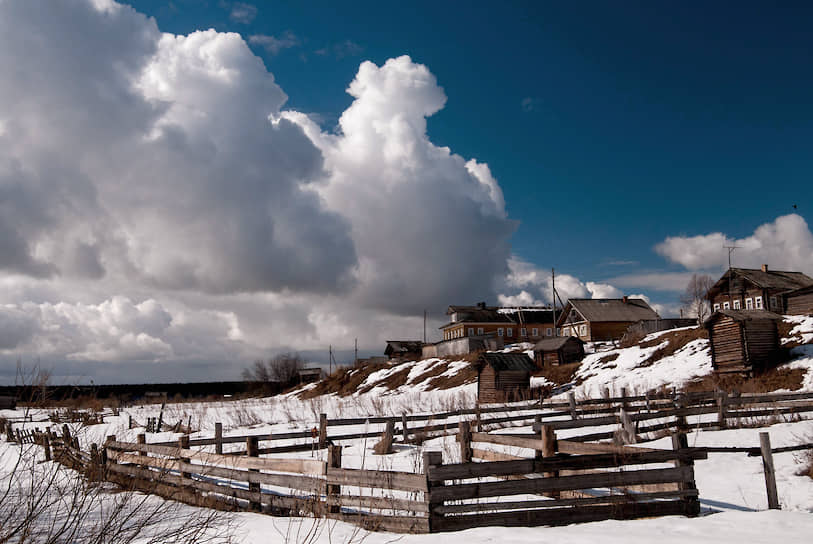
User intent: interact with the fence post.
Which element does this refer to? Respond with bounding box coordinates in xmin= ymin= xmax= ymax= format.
xmin=401 ymin=413 xmax=409 ymax=442
xmin=458 ymin=421 xmax=472 ymax=463
xmin=539 ymin=424 xmax=558 ymax=498
xmin=62 ymin=424 xmax=71 ymax=446
xmin=90 ymin=443 xmax=99 ymax=481
xmin=43 ymin=433 xmax=51 ymax=462
xmin=620 ymin=387 xmax=628 ymax=410
xmin=374 ymin=419 xmax=394 ymax=454
xmin=327 ymin=444 xmax=342 ymax=514
xmin=717 ymin=391 xmax=728 ymax=430
xmin=568 ymin=391 xmax=579 ymax=420
xmin=5 ymin=422 xmax=12 ymax=442
xmin=105 ymin=435 xmax=116 ymax=470
xmin=215 ymin=422 xmax=223 ymax=455
xmin=423 ymin=451 xmax=443 ymax=532
xmin=318 ymin=413 xmax=327 ymax=449
xmin=246 ymin=435 xmax=261 ymax=511
xmin=671 ymin=431 xmax=700 ymax=516
xmin=619 ymin=408 xmax=637 ymax=444
xmin=759 ymin=432 xmax=780 ymax=510
xmin=475 ymin=404 xmax=482 ymax=432
xmin=178 ymin=435 xmax=191 ymax=487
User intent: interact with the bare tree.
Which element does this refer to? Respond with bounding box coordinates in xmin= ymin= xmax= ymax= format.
xmin=242 ymin=353 xmax=305 ymax=386
xmin=680 ymin=273 xmax=714 ymax=324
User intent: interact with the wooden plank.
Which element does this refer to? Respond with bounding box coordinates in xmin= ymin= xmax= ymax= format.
xmin=326 ymin=494 xmax=429 ymax=513
xmin=326 ymin=467 xmax=428 ymax=493
xmin=106 ymin=440 xmax=326 ymax=475
xmin=471 ymin=448 xmax=526 ymax=462
xmin=433 ymin=500 xmax=690 ymax=531
xmin=108 ymin=450 xmax=324 ymax=493
xmin=434 ymin=489 xmax=698 ymax=514
xmin=471 ymin=432 xmax=544 ymax=450
xmin=429 ymin=466 xmax=694 ymax=502
xmin=557 ymin=440 xmax=659 ymax=455
xmin=326 ymin=511 xmax=429 ymax=534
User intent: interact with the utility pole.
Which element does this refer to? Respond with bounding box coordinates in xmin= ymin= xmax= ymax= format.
xmin=329 ymin=345 xmax=332 ymax=375
xmin=423 ymin=309 xmax=427 ymax=343
xmin=551 ymin=268 xmax=557 ymax=337
xmin=354 ymin=338 xmax=358 ymax=366
xmin=724 ymin=244 xmax=740 ymax=305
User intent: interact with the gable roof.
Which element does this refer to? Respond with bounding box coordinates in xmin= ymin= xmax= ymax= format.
xmin=442 ymin=304 xmax=554 ymax=329
xmin=557 ymin=298 xmax=659 ymax=326
xmin=707 ymin=268 xmax=813 ymax=298
xmin=533 ymin=336 xmax=585 ymax=351
xmin=477 ymin=352 xmax=536 ymax=372
xmin=703 ymin=309 xmax=782 ymax=328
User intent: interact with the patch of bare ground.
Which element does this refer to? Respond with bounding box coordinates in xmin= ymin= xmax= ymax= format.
xmin=425 ymin=363 xmax=478 ymax=390
xmin=533 ymin=362 xmax=581 ymax=386
xmin=682 ymin=365 xmax=806 ymax=394
xmin=298 ymin=362 xmax=392 ymax=399
xmin=358 ymin=365 xmax=412 ymax=395
xmin=637 ymin=327 xmax=707 ymax=368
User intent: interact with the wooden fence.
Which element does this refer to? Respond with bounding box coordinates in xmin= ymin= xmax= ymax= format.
xmin=6 ymin=388 xmax=813 ymax=533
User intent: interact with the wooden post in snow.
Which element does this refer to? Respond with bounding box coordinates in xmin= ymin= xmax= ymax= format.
xmin=458 ymin=421 xmax=472 ymax=463
xmin=318 ymin=413 xmax=327 ymax=449
xmin=568 ymin=391 xmax=578 ymax=420
xmin=717 ymin=391 xmax=728 ymax=429
xmin=760 ymin=432 xmax=780 ymax=510
xmin=671 ymin=431 xmax=700 ymax=516
xmin=215 ymin=422 xmax=223 ymax=455
xmin=247 ymin=435 xmax=261 ymax=511
xmin=327 ymin=444 xmax=342 ymax=514
xmin=401 ymin=413 xmax=409 ymax=442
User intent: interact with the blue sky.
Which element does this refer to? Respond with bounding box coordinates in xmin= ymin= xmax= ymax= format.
xmin=0 ymin=0 xmax=811 ymax=382
xmin=133 ymin=0 xmax=812 ymax=289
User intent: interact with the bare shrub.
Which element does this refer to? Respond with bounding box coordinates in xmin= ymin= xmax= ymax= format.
xmin=242 ymin=352 xmax=306 ymax=387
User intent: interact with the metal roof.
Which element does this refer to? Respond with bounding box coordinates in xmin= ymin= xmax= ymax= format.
xmin=533 ymin=336 xmax=584 ymax=351
xmin=703 ymin=309 xmax=782 ymax=327
xmin=558 ymin=298 xmax=659 ymax=324
xmin=478 ymin=352 xmax=536 ymax=372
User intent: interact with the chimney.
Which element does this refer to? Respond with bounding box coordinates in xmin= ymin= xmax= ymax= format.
xmin=622 ymin=296 xmax=628 ymax=304
xmin=477 ymin=301 xmax=486 ymax=310
xmin=761 ymin=264 xmax=769 ymax=273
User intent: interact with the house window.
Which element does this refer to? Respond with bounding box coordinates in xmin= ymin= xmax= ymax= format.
xmin=770 ymin=296 xmax=778 ymax=310
xmin=532 ymin=328 xmax=539 ymax=337
xmin=733 ymin=300 xmax=741 ymax=309
xmin=713 ymin=303 xmax=720 ymax=311
xmin=755 ymin=296 xmax=763 ymax=309
xmin=723 ymin=301 xmax=730 ymax=309
xmin=451 ymin=312 xmax=458 ymax=322
xmin=468 ymin=328 xmax=474 ymax=336
xmin=579 ymin=325 xmax=587 ymax=336
xmin=477 ymin=327 xmax=484 ymax=335
xmin=546 ymin=328 xmax=552 ymax=336
xmin=520 ymin=328 xmax=527 ymax=337
xmin=507 ymin=328 xmax=513 ymax=337
xmin=497 ymin=327 xmax=503 ymax=337
xmin=745 ymin=298 xmax=753 ymax=310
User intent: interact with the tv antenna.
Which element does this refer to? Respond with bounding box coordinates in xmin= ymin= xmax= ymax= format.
xmin=723 ymin=244 xmax=740 ymax=270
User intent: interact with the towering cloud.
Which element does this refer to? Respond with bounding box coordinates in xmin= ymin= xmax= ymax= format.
xmin=0 ymin=1 xmax=516 ymax=379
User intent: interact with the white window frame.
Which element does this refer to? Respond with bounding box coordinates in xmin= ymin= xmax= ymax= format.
xmin=497 ymin=327 xmax=504 ymax=337
xmin=507 ymin=328 xmax=513 ymax=337
xmin=770 ymin=296 xmax=778 ymax=310
xmin=723 ymin=301 xmax=730 ymax=309
xmin=713 ymin=303 xmax=720 ymax=311
xmin=755 ymin=296 xmax=763 ymax=309
xmin=733 ymin=300 xmax=741 ymax=309
xmin=546 ymin=327 xmax=552 ymax=336
xmin=468 ymin=328 xmax=474 ymax=336
xmin=477 ymin=327 xmax=484 ymax=335
xmin=532 ymin=328 xmax=539 ymax=337
xmin=745 ymin=298 xmax=753 ymax=310
xmin=579 ymin=324 xmax=587 ymax=336
xmin=520 ymin=328 xmax=527 ymax=337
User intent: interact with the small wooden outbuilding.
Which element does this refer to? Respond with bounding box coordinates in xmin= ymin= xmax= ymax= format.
xmin=704 ymin=310 xmax=782 ymax=374
xmin=785 ymin=285 xmax=813 ymax=316
xmin=533 ymin=336 xmax=585 ymax=367
xmin=475 ymin=352 xmax=537 ymax=404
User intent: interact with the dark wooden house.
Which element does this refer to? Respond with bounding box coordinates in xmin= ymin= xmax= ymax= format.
xmin=0 ymin=396 xmax=15 ymax=410
xmin=533 ymin=336 xmax=585 ymax=367
xmin=556 ymin=297 xmax=660 ymax=342
xmin=706 ymin=265 xmax=813 ymax=314
xmin=384 ymin=340 xmax=424 ymax=361
xmin=475 ymin=352 xmax=537 ymax=404
xmin=785 ymin=285 xmax=813 ymax=316
xmin=703 ymin=310 xmax=782 ymax=374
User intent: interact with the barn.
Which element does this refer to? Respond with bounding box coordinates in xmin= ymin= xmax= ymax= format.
xmin=704 ymin=310 xmax=782 ymax=375
xmin=785 ymin=285 xmax=813 ymax=316
xmin=475 ymin=352 xmax=537 ymax=404
xmin=533 ymin=336 xmax=585 ymax=367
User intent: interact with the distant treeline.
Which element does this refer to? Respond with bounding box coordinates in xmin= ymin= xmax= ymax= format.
xmin=0 ymin=380 xmax=284 ymax=403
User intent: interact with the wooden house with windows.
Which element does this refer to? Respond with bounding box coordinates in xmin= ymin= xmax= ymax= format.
xmin=440 ymin=302 xmax=556 ymax=344
xmin=533 ymin=336 xmax=585 ymax=367
xmin=556 ymin=297 xmax=660 ymax=342
xmin=475 ymin=352 xmax=537 ymax=404
xmin=706 ymin=265 xmax=813 ymax=314
xmin=703 ymin=310 xmax=782 ymax=374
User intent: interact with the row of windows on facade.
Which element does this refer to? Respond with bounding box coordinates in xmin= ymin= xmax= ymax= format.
xmin=712 ymin=295 xmax=778 ymax=312
xmin=443 ymin=326 xmax=555 ymax=340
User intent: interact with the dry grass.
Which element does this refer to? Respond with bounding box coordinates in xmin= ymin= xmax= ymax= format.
xmin=682 ymin=366 xmax=807 ymax=394
xmin=636 ymin=327 xmax=707 ymax=368
xmin=533 ymin=362 xmax=581 ymax=386
xmin=298 ymin=362 xmax=392 ymax=399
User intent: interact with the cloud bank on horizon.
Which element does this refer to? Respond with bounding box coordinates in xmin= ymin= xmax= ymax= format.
xmin=0 ymin=0 xmax=810 ymax=382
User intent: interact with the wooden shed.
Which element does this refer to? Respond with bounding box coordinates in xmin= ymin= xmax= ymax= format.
xmin=703 ymin=310 xmax=782 ymax=374
xmin=533 ymin=336 xmax=585 ymax=367
xmin=475 ymin=352 xmax=537 ymax=404
xmin=785 ymin=285 xmax=813 ymax=316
